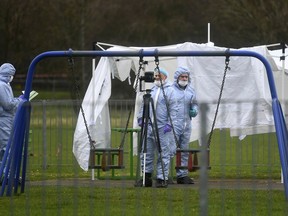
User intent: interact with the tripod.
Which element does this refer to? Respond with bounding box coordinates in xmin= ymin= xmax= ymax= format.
xmin=136 ymin=90 xmax=166 ymax=187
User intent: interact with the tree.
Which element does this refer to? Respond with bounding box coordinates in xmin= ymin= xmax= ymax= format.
xmin=205 ymin=0 xmax=288 ymax=47
xmin=0 ymin=0 xmax=287 ymax=97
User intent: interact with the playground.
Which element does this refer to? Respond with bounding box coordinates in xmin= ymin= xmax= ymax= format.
xmin=1 ymin=43 xmax=288 ymax=215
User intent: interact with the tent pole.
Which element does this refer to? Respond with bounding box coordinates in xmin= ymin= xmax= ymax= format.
xmin=207 ymin=23 xmax=210 ymax=43
xmin=266 ymin=43 xmax=281 ymax=48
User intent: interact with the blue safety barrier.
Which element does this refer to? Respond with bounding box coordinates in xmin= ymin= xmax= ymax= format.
xmin=1 ymin=49 xmax=287 ymax=199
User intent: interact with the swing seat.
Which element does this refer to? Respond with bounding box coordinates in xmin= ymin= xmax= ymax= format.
xmin=89 ymin=148 xmax=125 ymax=171
xmin=175 ymin=149 xmax=211 ymax=172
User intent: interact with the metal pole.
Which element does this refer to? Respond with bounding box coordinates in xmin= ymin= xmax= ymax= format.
xmin=42 ymin=100 xmax=47 ymax=169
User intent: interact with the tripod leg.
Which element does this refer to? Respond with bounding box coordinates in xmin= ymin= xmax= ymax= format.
xmin=150 ymin=98 xmax=167 ymax=187
xmin=135 ymin=101 xmax=147 ymax=185
xmin=135 ymin=135 xmax=141 ymax=184
xmin=142 ymin=97 xmax=150 ymax=187
xmin=142 ymin=153 xmax=146 ymax=186
xmin=135 ymin=94 xmax=152 ymax=187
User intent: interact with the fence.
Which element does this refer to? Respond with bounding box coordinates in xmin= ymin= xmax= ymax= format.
xmin=2 ymin=99 xmax=287 ymax=215
xmin=27 ymin=99 xmax=282 ymax=179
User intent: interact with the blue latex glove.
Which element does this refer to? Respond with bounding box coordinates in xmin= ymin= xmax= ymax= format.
xmin=137 ymin=118 xmax=143 ymax=127
xmin=163 ymin=124 xmax=172 ymax=134
xmin=189 ymin=109 xmax=198 ymax=118
xmin=19 ymin=95 xmax=25 ymax=100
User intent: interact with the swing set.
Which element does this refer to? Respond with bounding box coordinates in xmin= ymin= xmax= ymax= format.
xmin=75 ymin=52 xmax=223 ymax=174
xmin=0 ymin=49 xmax=287 ymax=200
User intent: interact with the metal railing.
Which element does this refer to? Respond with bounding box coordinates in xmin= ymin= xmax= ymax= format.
xmin=26 ymin=99 xmax=282 ymax=180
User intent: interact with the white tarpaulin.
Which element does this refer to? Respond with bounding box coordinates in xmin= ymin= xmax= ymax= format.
xmin=73 ymin=42 xmax=287 ymax=171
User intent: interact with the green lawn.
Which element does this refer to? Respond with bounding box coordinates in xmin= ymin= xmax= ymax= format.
xmin=0 ymin=186 xmax=287 ymax=215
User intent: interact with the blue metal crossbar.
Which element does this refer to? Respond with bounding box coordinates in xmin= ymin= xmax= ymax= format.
xmin=1 ymin=49 xmax=287 ymax=199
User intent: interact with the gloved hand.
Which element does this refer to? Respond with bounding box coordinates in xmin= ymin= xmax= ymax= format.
xmin=189 ymin=108 xmax=198 ymax=118
xmin=163 ymin=124 xmax=172 ymax=134
xmin=137 ymin=118 xmax=143 ymax=127
xmin=19 ymin=95 xmax=25 ymax=100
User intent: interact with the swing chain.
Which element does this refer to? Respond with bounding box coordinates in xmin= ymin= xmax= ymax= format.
xmin=154 ymin=57 xmax=181 ymax=150
xmin=68 ymin=57 xmax=96 ymax=150
xmin=207 ymin=52 xmax=231 ymax=148
xmin=134 ymin=52 xmax=144 ymax=93
xmin=154 ymin=50 xmax=159 ymax=67
xmin=225 ymin=55 xmax=231 ymax=70
xmin=117 ymin=50 xmax=145 ymax=149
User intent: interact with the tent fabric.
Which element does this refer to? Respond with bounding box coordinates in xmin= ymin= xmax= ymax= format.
xmin=269 ymin=47 xmax=288 ymax=73
xmin=73 ymin=42 xmax=286 ymax=171
xmin=175 ymin=43 xmax=277 ymax=144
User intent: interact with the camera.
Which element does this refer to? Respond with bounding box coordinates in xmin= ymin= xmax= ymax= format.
xmin=139 ymin=71 xmax=155 ymax=92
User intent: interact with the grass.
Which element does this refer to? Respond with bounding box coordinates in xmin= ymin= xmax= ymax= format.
xmin=0 ymin=186 xmax=287 ymax=215
xmin=24 ymin=128 xmax=281 ymax=181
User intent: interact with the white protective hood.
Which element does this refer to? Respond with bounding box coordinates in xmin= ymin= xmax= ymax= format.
xmin=73 ymin=42 xmax=287 ymax=171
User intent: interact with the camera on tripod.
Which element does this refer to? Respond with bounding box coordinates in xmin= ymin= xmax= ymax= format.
xmin=139 ymin=71 xmax=155 ymax=92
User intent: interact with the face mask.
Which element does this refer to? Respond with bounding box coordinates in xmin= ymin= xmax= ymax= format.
xmin=178 ymin=80 xmax=188 ymax=87
xmin=154 ymin=80 xmax=166 ymax=87
xmin=8 ymin=76 xmax=14 ymax=83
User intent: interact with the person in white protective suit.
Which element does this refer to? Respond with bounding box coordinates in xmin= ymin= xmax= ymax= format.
xmin=0 ymin=63 xmax=22 ymax=168
xmin=136 ymin=68 xmax=177 ymax=188
xmin=172 ymin=66 xmax=198 ymax=184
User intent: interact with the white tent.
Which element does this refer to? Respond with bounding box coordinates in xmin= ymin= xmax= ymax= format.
xmin=73 ymin=42 xmax=288 ymax=171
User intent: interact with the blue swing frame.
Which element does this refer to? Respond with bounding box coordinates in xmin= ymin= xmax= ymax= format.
xmin=1 ymin=48 xmax=287 ymax=199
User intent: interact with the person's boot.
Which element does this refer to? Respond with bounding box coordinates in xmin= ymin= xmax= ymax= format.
xmin=155 ymin=179 xmax=168 ymax=188
xmin=134 ymin=173 xmax=152 ymax=187
xmin=177 ymin=176 xmax=194 ymax=184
